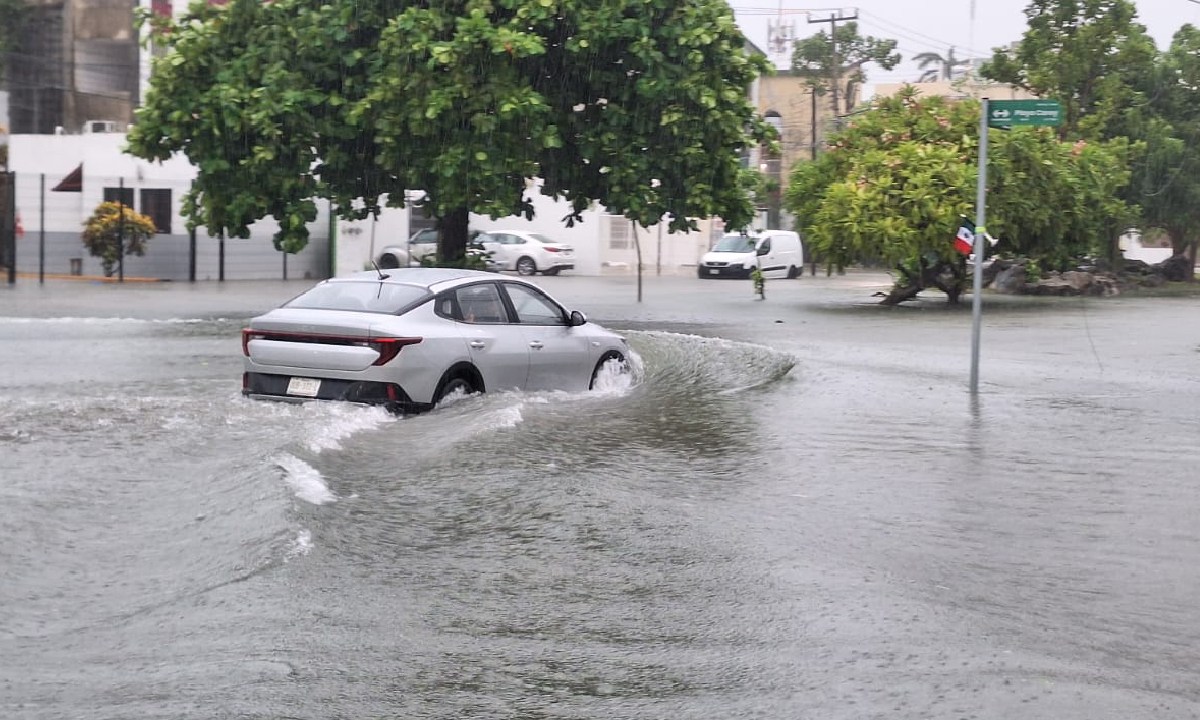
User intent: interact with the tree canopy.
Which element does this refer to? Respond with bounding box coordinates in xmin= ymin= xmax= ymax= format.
xmin=790 ymin=21 xmax=900 ymax=117
xmin=127 ymin=0 xmax=774 ymax=260
xmin=982 ymin=0 xmax=1198 ymax=267
xmin=980 ymin=0 xmax=1156 ymax=140
xmin=784 ymin=88 xmax=1135 ymax=303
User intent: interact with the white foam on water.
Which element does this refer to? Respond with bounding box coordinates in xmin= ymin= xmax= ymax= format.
xmin=274 ymin=453 xmax=337 ymax=505
xmin=590 ymin=350 xmax=645 ymax=396
xmin=287 ymin=529 xmax=314 ymax=559
xmin=302 ymin=403 xmax=394 ymax=454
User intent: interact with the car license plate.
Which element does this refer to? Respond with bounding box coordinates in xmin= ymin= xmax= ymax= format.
xmin=287 ymin=377 xmax=321 ymax=397
xmin=708 ymin=268 xmax=719 ymax=275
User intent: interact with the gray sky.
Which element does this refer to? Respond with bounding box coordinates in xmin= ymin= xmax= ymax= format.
xmin=731 ymin=0 xmax=1200 ymax=89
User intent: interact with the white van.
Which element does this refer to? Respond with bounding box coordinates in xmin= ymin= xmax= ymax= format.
xmin=697 ymin=230 xmax=804 ymax=279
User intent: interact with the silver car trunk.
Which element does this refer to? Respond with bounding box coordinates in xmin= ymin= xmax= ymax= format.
xmin=246 ymin=308 xmax=393 ymax=372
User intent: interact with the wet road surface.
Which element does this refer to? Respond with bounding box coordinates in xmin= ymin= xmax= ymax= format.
xmin=2 ymin=271 xmax=1199 ymax=719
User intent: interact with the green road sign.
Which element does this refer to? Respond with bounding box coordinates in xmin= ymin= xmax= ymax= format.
xmin=988 ymin=99 xmax=1062 ymax=128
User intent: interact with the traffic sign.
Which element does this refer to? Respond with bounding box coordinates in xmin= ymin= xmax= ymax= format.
xmin=988 ymin=99 xmax=1062 ymax=128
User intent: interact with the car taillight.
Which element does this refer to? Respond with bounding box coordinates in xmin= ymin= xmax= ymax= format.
xmin=368 ymin=337 xmax=423 ymax=366
xmin=241 ymin=329 xmax=421 ymax=366
xmin=241 ymin=328 xmax=259 ymax=356
xmin=543 ymin=246 xmax=562 ymax=253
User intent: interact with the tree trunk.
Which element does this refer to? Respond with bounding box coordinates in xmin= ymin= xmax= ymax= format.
xmin=437 ymin=206 xmax=469 ymax=266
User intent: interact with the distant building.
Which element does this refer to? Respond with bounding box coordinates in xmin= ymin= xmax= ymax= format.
xmin=872 ymin=75 xmax=1037 ymax=103
xmin=2 ymin=0 xmax=186 ymax=135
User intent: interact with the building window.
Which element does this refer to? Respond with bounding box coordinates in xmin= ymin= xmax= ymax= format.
xmin=103 ymin=187 xmax=134 ymax=207
xmin=608 ymin=215 xmax=633 ymax=250
xmin=140 ymin=189 xmax=172 ymax=234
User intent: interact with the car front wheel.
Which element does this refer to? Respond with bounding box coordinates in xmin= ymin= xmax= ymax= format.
xmin=516 ymin=257 xmax=537 ymax=276
xmin=589 ymin=351 xmax=630 ymax=390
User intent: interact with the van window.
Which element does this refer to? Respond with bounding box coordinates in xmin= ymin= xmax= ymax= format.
xmin=713 ymin=234 xmax=756 ymax=253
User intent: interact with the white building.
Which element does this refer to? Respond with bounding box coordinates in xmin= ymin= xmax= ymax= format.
xmin=6 ymin=131 xmax=331 ymax=280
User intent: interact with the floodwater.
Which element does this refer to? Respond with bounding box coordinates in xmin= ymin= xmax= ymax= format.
xmin=2 ymin=271 xmax=1198 ymax=719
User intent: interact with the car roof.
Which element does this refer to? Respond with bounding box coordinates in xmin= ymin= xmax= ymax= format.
xmin=337 ymin=267 xmax=497 ymax=289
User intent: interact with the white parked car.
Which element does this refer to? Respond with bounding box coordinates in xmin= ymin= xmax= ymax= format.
xmin=377 ymin=228 xmax=502 ymax=272
xmin=376 ymin=228 xmax=438 ymax=269
xmin=698 ymin=230 xmax=804 ymax=279
xmin=480 ymin=229 xmax=576 ymax=276
xmin=242 ymin=268 xmax=630 ymax=413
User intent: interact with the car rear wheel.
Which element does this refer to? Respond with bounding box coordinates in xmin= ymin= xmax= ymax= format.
xmin=434 ymin=374 xmax=479 ymax=407
xmin=786 ymin=265 xmax=799 ymax=279
xmin=516 ymin=256 xmax=537 ymax=276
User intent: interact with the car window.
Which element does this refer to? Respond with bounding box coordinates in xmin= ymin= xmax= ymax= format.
xmin=529 ymin=233 xmax=555 ymax=245
xmin=759 ymin=238 xmax=772 ymax=253
xmin=454 ymin=283 xmax=509 ymax=324
xmin=503 ymin=283 xmax=566 ymax=325
xmin=284 ymin=280 xmax=430 ymax=314
xmin=412 ymin=229 xmax=438 ymax=245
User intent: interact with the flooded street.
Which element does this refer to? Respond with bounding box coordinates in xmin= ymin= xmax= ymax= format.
xmin=2 ymin=272 xmax=1199 ymax=719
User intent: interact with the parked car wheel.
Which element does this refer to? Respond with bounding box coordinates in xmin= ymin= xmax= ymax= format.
xmin=378 ymin=253 xmax=404 ymax=269
xmin=516 ymin=256 xmax=538 ymax=276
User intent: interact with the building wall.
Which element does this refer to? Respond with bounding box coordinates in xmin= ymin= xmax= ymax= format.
xmin=872 ymin=78 xmax=1038 ymax=102
xmin=7 ymin=133 xmax=330 ymax=280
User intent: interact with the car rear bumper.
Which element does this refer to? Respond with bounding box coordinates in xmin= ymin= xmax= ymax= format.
xmin=242 ymin=372 xmax=429 ymax=413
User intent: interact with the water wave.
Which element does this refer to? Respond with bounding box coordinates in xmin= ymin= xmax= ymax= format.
xmin=274 ymin=453 xmax=337 ymax=505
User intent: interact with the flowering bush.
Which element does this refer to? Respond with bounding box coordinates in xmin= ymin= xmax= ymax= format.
xmin=81 ymin=202 xmax=157 ymax=277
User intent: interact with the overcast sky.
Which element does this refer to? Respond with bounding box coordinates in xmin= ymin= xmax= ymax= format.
xmin=731 ymin=0 xmax=1200 ymax=88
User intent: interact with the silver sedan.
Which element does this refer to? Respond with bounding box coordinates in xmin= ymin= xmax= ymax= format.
xmin=242 ymin=268 xmax=631 ymax=413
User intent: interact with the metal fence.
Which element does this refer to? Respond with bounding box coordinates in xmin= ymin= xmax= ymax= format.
xmin=1 ymin=170 xmax=332 ymax=285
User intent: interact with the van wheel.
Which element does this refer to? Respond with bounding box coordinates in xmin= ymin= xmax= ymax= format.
xmin=786 ymin=265 xmax=799 ymax=279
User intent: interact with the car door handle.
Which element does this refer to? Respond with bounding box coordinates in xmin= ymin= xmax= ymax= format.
xmin=529 ymin=341 xmax=544 ymax=350
xmin=469 ymin=340 xmax=486 ymax=349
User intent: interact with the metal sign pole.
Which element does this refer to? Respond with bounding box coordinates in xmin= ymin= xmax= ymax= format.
xmin=970 ymin=98 xmax=989 ymax=395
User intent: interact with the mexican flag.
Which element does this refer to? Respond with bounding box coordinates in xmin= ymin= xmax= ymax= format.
xmin=954 ymin=217 xmax=976 ymax=255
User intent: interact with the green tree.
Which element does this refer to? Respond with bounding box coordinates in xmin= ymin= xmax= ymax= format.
xmin=790 ymin=21 xmax=900 ymax=117
xmin=1127 ymin=25 xmax=1200 ymax=270
xmin=979 ymin=0 xmax=1157 ymax=140
xmin=785 ymin=88 xmax=1135 ymax=304
xmin=81 ymin=202 xmax=158 ymax=277
xmin=127 ymin=0 xmax=774 ymax=262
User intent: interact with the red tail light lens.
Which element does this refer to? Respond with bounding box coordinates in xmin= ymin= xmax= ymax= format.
xmin=369 ymin=337 xmax=423 ymax=366
xmin=543 ymin=246 xmax=562 ymax=253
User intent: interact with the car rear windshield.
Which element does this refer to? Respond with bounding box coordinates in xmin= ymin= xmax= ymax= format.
xmin=284 ymin=280 xmax=431 ymax=314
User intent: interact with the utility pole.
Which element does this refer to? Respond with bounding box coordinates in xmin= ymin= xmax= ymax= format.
xmin=808 ymin=8 xmax=858 ymax=119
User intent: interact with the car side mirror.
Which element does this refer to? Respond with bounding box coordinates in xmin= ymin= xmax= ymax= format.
xmin=568 ymin=310 xmax=587 ymax=326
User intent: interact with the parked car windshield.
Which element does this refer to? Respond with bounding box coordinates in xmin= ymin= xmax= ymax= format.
xmin=529 ymin=233 xmax=558 ymax=245
xmin=713 ymin=234 xmax=757 ymax=253
xmin=284 ymin=281 xmax=431 ymax=314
